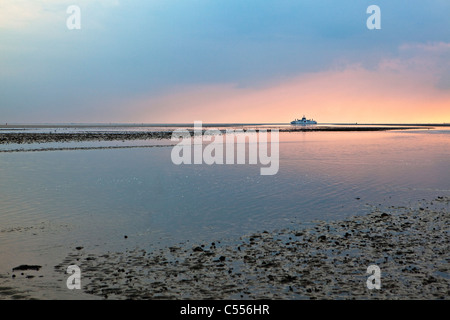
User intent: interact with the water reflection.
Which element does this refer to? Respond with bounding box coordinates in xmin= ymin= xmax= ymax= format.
xmin=0 ymin=128 xmax=449 ymax=272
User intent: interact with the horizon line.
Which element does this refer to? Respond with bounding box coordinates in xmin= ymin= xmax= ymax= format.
xmin=1 ymin=122 xmax=449 ymax=128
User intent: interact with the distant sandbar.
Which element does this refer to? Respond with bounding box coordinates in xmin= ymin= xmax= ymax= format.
xmin=0 ymin=126 xmax=432 ymax=144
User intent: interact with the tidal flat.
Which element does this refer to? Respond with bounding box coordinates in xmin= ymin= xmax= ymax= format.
xmin=49 ymin=196 xmax=449 ymax=300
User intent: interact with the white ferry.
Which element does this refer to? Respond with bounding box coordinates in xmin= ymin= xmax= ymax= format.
xmin=291 ymin=116 xmax=317 ymax=125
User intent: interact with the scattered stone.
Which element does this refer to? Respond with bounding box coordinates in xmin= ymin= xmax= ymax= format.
xmin=12 ymin=265 xmax=41 ymax=272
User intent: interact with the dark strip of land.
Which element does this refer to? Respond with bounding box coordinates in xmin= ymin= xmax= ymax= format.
xmin=0 ymin=126 xmax=430 ymax=145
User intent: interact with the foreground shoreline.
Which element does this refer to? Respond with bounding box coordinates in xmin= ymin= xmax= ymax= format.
xmin=46 ymin=197 xmax=450 ymax=299
xmin=2 ymin=197 xmax=449 ymax=299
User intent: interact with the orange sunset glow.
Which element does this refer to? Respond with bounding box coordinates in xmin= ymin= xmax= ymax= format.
xmin=114 ymin=42 xmax=450 ymax=124
xmin=137 ymin=67 xmax=450 ymax=124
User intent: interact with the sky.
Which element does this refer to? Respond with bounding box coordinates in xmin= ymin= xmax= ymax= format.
xmin=0 ymin=0 xmax=449 ymax=124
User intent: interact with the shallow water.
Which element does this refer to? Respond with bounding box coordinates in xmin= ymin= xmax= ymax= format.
xmin=0 ymin=126 xmax=449 ymax=297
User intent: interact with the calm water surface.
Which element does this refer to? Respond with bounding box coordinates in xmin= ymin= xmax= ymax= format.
xmin=1 ymin=127 xmax=450 ymax=277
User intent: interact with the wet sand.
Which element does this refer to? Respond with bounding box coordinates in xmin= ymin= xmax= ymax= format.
xmin=48 ymin=197 xmax=449 ymax=300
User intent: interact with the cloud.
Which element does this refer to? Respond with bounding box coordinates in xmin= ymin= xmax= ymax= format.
xmin=396 ymin=42 xmax=450 ymax=90
xmin=0 ymin=0 xmax=119 ymax=30
xmin=0 ymin=1 xmax=48 ymax=29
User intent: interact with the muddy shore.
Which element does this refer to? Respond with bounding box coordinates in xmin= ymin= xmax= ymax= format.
xmin=46 ymin=197 xmax=449 ymax=300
